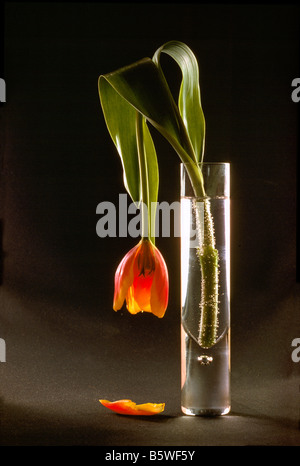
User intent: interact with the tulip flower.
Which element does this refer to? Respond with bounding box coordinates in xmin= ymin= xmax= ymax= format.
xmin=113 ymin=238 xmax=169 ymax=318
xmin=99 ymin=399 xmax=165 ymax=416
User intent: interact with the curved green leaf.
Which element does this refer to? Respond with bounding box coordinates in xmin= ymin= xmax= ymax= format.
xmin=99 ymin=64 xmax=161 ymax=241
xmin=153 ymin=41 xmax=206 ymax=163
xmin=99 ymin=76 xmax=141 ymax=204
xmin=99 ymin=53 xmax=205 ymax=208
xmin=99 ymin=58 xmax=196 ymax=161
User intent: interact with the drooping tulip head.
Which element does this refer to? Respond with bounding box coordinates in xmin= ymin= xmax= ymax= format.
xmin=113 ymin=239 xmax=169 ymax=318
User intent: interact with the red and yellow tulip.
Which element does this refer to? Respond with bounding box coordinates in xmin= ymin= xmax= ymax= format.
xmin=113 ymin=238 xmax=169 ymax=318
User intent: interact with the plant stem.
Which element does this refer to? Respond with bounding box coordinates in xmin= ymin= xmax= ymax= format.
xmin=194 ymin=198 xmax=219 ymax=348
xmin=187 ymin=164 xmax=219 ymax=349
xmin=168 ymin=139 xmax=219 ymax=347
xmin=136 ymin=112 xmax=152 ymax=242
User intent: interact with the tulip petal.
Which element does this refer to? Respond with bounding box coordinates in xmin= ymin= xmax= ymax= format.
xmin=99 ymin=399 xmax=165 ymax=416
xmin=150 ymin=246 xmax=169 ymax=318
xmin=126 ymin=285 xmax=144 ymax=314
xmin=127 ymin=269 xmax=153 ymax=314
xmin=113 ymin=242 xmax=140 ymax=311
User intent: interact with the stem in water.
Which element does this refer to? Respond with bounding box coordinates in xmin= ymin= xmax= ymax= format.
xmin=193 ymin=197 xmax=219 ymax=348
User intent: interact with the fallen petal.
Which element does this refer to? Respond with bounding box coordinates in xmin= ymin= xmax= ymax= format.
xmin=99 ymin=399 xmax=165 ymax=416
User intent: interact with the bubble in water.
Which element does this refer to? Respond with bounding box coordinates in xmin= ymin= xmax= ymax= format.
xmin=198 ymin=355 xmax=213 ymax=365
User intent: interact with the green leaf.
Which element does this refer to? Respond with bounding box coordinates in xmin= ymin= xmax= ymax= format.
xmin=100 ymin=57 xmax=196 ymax=161
xmin=98 ymin=40 xmax=208 ymax=242
xmin=99 ymin=52 xmax=205 ymax=206
xmin=99 ymin=76 xmax=141 ymax=204
xmin=153 ymin=41 xmax=206 ymax=163
xmin=99 ymin=62 xmax=162 ymax=242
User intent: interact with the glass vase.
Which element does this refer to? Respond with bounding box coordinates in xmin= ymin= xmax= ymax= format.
xmin=180 ymin=162 xmax=230 ymax=416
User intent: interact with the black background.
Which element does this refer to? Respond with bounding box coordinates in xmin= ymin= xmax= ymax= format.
xmin=0 ymin=1 xmax=299 ymax=446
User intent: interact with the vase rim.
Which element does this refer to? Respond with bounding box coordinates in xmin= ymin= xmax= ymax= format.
xmin=180 ymin=161 xmax=230 ymax=166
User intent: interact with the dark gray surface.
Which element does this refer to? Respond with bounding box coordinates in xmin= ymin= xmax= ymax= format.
xmin=0 ymin=2 xmax=299 ymax=446
xmin=0 ymin=285 xmax=299 ymax=446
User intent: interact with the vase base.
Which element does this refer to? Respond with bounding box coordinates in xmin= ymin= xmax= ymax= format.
xmin=181 ymin=406 xmax=231 ymax=417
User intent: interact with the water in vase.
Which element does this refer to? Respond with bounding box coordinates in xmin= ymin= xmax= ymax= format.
xmin=180 ymin=196 xmax=230 ymax=416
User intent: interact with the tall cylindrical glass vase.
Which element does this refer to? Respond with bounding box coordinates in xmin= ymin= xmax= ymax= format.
xmin=180 ymin=163 xmax=230 ymax=416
